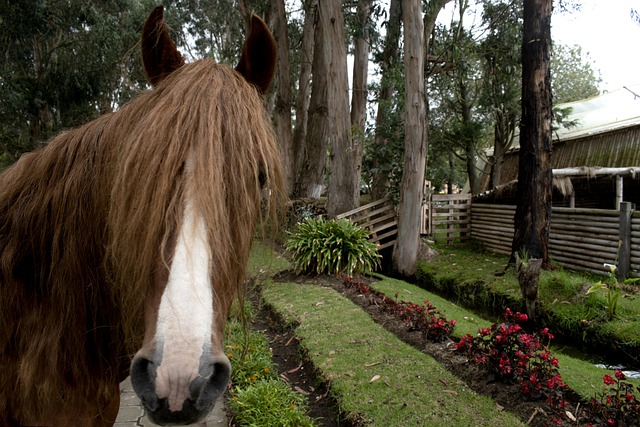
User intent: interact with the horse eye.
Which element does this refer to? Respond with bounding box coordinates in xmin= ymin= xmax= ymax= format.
xmin=258 ymin=169 xmax=267 ymax=188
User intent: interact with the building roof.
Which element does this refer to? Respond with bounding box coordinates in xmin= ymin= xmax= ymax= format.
xmin=553 ymin=84 xmax=640 ymax=141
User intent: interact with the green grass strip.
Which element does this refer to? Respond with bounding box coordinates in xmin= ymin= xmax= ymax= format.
xmin=262 ymin=281 xmax=524 ymax=427
xmin=247 ymin=240 xmax=291 ymax=277
xmin=369 ymin=275 xmax=640 ymax=400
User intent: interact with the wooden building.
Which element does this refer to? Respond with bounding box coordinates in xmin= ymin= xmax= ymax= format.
xmin=477 ymin=86 xmax=640 ymax=208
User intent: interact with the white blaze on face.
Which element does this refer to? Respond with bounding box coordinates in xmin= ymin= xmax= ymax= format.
xmin=154 ymin=199 xmax=213 ymax=412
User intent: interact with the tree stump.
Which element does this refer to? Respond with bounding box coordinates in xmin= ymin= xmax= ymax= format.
xmin=515 ymin=254 xmax=543 ymax=321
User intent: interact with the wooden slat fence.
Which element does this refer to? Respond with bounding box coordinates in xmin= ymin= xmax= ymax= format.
xmin=470 ymin=203 xmax=639 ymax=277
xmin=422 ymin=193 xmax=472 ymax=244
xmin=632 ymin=211 xmax=640 ymax=277
xmin=336 ymin=197 xmax=397 ymax=251
xmin=468 ymin=204 xmax=514 ymax=254
xmin=549 ymin=207 xmax=619 ymax=275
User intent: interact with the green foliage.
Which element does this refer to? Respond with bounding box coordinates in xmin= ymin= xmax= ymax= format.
xmin=226 ymin=321 xmax=276 ymax=387
xmin=362 ymin=63 xmax=406 ymax=200
xmin=552 ymin=43 xmax=602 ymax=103
xmin=225 ymin=305 xmax=315 ymax=427
xmin=229 ymin=379 xmax=315 ymax=427
xmin=0 ymin=0 xmax=155 ymax=161
xmin=285 ymin=217 xmax=380 ymax=275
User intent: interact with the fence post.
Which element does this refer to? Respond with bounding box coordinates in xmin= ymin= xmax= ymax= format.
xmin=618 ymin=202 xmax=634 ymax=281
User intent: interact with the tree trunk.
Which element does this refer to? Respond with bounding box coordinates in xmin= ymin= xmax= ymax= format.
xmin=515 ymin=253 xmax=542 ymax=321
xmin=349 ymin=0 xmax=372 ymax=202
xmin=270 ymin=0 xmax=294 ymax=195
xmin=371 ymin=0 xmax=402 ymax=201
xmin=294 ymin=2 xmax=327 ymax=199
xmin=392 ymin=0 xmax=426 ymax=277
xmin=511 ymin=0 xmax=553 ymax=268
xmin=325 ymin=0 xmax=357 ymax=217
xmin=458 ymin=74 xmax=480 ymax=195
xmin=392 ymin=0 xmax=450 ymax=276
xmin=490 ymin=110 xmax=516 ymax=189
xmin=292 ymin=0 xmax=316 ymax=193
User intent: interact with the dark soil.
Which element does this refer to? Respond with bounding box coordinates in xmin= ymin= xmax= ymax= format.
xmin=250 ymin=271 xmax=588 ymax=427
xmin=248 ymin=288 xmax=353 ymax=427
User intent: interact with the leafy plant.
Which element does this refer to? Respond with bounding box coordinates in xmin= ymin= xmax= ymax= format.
xmin=587 ymin=369 xmax=640 ymax=426
xmin=225 ymin=313 xmax=316 ymax=427
xmin=225 ymin=322 xmax=276 ymax=387
xmin=587 ymin=264 xmax=622 ymax=321
xmin=229 ymin=379 xmax=315 ymax=427
xmin=285 ymin=217 xmax=380 ymax=275
xmin=454 ymin=309 xmax=569 ymax=422
xmin=343 ymin=276 xmax=456 ymax=342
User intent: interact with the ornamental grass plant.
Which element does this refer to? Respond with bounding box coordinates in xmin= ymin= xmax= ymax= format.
xmin=285 ymin=217 xmax=380 ymax=275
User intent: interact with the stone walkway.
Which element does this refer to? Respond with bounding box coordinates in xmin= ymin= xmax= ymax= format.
xmin=115 ymin=377 xmax=228 ymax=427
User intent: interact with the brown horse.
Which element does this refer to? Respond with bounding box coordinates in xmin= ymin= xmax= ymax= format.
xmin=0 ymin=6 xmax=283 ymax=426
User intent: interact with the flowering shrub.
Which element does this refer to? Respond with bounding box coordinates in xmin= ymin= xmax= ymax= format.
xmin=587 ymin=369 xmax=640 ymax=426
xmin=454 ymin=309 xmax=568 ymax=415
xmin=342 ymin=276 xmax=456 ymax=342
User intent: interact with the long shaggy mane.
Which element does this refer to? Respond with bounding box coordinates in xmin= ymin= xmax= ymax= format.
xmin=0 ymin=60 xmax=284 ymax=422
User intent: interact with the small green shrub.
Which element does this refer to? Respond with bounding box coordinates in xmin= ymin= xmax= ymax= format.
xmin=229 ymin=379 xmax=315 ymax=427
xmin=225 ymin=322 xmax=276 ymax=387
xmin=285 ymin=217 xmax=380 ymax=275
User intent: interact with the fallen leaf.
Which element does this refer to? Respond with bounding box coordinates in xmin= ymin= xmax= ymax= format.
xmin=442 ymin=390 xmax=458 ymax=395
xmin=284 ymin=336 xmax=298 ymax=346
xmin=328 ymin=350 xmax=336 ymax=355
xmin=365 ymin=361 xmax=382 ymax=367
xmin=369 ymin=375 xmax=381 ymax=383
xmin=294 ymin=386 xmax=310 ymax=395
xmin=496 ymin=403 xmax=504 ymax=411
xmin=286 ymin=363 xmax=302 ymax=374
xmin=314 ymin=301 xmax=324 ymax=306
xmin=565 ymin=411 xmax=576 ymax=422
xmin=439 ymin=378 xmax=449 ymax=386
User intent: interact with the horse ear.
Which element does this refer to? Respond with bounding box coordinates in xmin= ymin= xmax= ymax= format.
xmin=142 ymin=5 xmax=184 ymax=87
xmin=235 ymin=15 xmax=277 ymax=94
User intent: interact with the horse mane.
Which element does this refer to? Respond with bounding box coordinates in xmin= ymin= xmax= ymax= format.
xmin=0 ymin=60 xmax=284 ymax=421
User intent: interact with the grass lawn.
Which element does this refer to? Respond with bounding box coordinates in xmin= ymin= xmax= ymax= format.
xmin=249 ymin=240 xmax=640 ymax=418
xmin=369 ymin=275 xmax=640 ymax=400
xmin=261 ymin=281 xmax=524 ymax=427
xmin=417 ymin=244 xmax=640 ymax=355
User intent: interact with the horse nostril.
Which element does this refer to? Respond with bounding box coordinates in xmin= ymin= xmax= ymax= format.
xmin=192 ymin=360 xmax=232 ymax=411
xmin=130 ymin=356 xmax=159 ymax=411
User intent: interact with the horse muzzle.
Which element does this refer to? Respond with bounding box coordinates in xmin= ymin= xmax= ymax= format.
xmin=129 ymin=354 xmax=231 ymax=426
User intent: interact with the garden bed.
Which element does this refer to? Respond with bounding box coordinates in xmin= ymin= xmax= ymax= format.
xmin=241 ymin=241 xmax=640 ymax=426
xmin=415 ymin=244 xmax=640 ymax=369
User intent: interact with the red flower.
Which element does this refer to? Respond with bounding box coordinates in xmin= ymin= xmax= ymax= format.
xmin=603 ymin=374 xmax=615 ymax=386
xmin=615 ymin=369 xmax=626 ymax=380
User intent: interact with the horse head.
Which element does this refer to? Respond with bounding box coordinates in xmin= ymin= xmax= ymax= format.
xmin=128 ymin=6 xmax=276 ymax=425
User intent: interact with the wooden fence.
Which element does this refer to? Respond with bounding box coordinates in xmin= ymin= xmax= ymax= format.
xmin=630 ymin=210 xmax=640 ymax=277
xmin=337 ymin=197 xmax=397 ymax=250
xmin=469 ymin=202 xmax=640 ymax=277
xmin=421 ymin=193 xmax=472 ymax=243
xmin=336 ymin=194 xmax=638 ymax=278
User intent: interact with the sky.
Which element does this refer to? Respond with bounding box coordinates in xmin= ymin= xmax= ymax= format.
xmin=551 ymin=1 xmax=640 ymax=92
